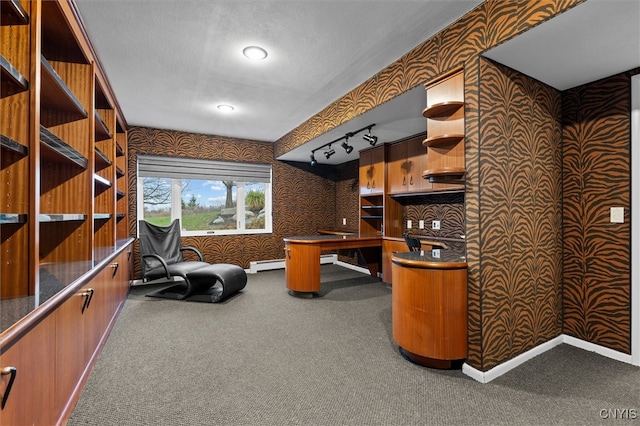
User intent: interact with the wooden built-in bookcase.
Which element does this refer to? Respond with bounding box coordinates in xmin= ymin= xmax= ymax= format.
xmin=1 ymin=2 xmax=132 ymax=424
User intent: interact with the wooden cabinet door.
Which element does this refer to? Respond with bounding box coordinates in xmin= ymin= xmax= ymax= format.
xmin=285 ymin=244 xmax=321 ymax=293
xmin=359 ymin=149 xmax=373 ymax=195
xmin=55 ymin=289 xmax=89 ymax=416
xmin=406 ymin=137 xmax=431 ymax=192
xmin=0 ymin=316 xmax=56 ymax=426
xmin=368 ymin=145 xmax=385 ymax=195
xmin=387 ymin=141 xmax=408 ymax=194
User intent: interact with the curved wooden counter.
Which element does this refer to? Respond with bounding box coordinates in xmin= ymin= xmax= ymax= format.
xmin=391 ymin=250 xmax=467 ymax=369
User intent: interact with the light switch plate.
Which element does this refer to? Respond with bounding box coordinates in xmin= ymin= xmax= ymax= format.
xmin=407 ymin=220 xmax=412 ymax=229
xmin=610 ymin=207 xmax=624 ymax=223
xmin=342 ymin=218 xmax=347 ymax=225
xmin=418 ymin=220 xmax=424 ymax=229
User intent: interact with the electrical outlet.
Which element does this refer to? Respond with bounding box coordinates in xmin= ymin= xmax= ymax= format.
xmin=432 ymin=248 xmax=441 ymax=258
xmin=342 ymin=218 xmax=347 ymax=225
xmin=407 ymin=220 xmax=412 ymax=229
xmin=432 ymin=220 xmax=440 ymax=230
xmin=418 ymin=220 xmax=424 ymax=229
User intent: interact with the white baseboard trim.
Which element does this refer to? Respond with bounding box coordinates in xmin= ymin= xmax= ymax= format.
xmin=563 ymin=335 xmax=635 ymax=365
xmin=462 ymin=334 xmax=637 ymax=383
xmin=462 ymin=336 xmax=563 ymax=383
xmin=335 ymin=260 xmax=371 ymax=275
xmin=248 ymin=254 xmax=338 ymax=273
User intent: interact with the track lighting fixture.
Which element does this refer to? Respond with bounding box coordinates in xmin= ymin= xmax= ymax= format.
xmin=309 ymin=123 xmax=375 ymax=165
xmin=363 ymin=127 xmax=378 ymax=146
xmin=341 ymin=137 xmax=353 ymax=154
xmin=324 ymin=146 xmax=335 ymax=159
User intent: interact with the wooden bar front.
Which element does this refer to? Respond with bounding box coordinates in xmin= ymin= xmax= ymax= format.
xmin=391 ymin=252 xmax=467 ymax=368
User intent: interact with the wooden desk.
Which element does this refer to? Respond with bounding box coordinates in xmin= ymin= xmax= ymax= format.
xmin=392 ymin=250 xmax=467 ymax=369
xmin=283 ymin=235 xmax=382 ymax=295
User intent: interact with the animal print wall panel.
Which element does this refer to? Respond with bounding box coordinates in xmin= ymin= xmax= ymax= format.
xmin=478 ymin=59 xmax=563 ymax=371
xmin=562 ymin=71 xmax=635 ymax=354
xmin=127 ymin=127 xmax=337 ymax=277
xmin=274 ymin=0 xmax=584 ymax=158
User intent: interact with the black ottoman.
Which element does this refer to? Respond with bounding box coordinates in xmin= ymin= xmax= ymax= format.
xmin=185 ymin=263 xmax=247 ymax=302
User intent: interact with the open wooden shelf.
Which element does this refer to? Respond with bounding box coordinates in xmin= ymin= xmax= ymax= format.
xmin=40 ymin=126 xmax=88 ymax=168
xmin=95 ymin=147 xmax=112 ymax=170
xmin=422 ymin=167 xmax=466 ymax=182
xmin=1 ymin=133 xmax=28 ymax=156
xmin=40 ymin=55 xmax=87 ymax=122
xmin=422 ymin=101 xmax=464 ymax=118
xmin=0 ymin=213 xmax=28 ymax=224
xmin=423 ymin=134 xmax=464 ymax=147
xmin=93 ymin=173 xmax=112 ymax=188
xmin=94 ymin=111 xmax=112 ymax=141
xmin=39 ymin=214 xmax=87 ymax=222
xmin=1 ymin=53 xmax=29 ymax=97
xmin=0 ymin=0 xmax=29 ymax=26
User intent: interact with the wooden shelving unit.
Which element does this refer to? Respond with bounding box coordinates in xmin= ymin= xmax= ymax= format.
xmin=1 ymin=3 xmax=131 ymax=425
xmin=422 ymin=70 xmax=465 ymax=189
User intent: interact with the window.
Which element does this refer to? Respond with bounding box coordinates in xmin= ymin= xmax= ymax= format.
xmin=137 ymin=155 xmax=272 ymax=236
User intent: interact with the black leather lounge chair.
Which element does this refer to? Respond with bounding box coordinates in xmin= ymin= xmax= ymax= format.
xmin=139 ymin=219 xmax=247 ymax=302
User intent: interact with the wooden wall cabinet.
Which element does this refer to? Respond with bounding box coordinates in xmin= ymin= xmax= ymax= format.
xmin=1 ymin=1 xmax=132 ymax=424
xmin=422 ymin=70 xmax=465 ymax=191
xmin=387 ymin=136 xmax=431 ymax=194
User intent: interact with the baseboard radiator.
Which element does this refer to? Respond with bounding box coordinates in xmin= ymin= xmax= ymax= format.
xmin=248 ymin=254 xmax=337 ymax=274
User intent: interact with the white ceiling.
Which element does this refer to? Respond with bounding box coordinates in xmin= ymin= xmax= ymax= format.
xmin=74 ymin=0 xmax=482 ymax=145
xmin=484 ymin=0 xmax=640 ymax=91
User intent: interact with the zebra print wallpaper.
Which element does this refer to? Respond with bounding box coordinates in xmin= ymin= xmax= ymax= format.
xmin=562 ymin=70 xmax=637 ymax=354
xmin=477 ymin=58 xmax=564 ymax=370
xmin=124 ymin=0 xmax=635 ymax=373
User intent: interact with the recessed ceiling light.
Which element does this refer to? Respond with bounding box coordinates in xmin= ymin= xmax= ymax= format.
xmin=242 ymin=46 xmax=268 ymax=61
xmin=217 ymin=104 xmax=235 ymax=113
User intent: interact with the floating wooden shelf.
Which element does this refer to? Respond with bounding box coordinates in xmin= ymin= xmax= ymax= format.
xmin=116 ymin=190 xmax=125 ymax=199
xmin=93 ymin=213 xmax=111 ymax=220
xmin=423 ymin=134 xmax=464 ymax=147
xmin=362 ymin=215 xmax=383 ymax=220
xmin=40 ymin=126 xmax=88 ymax=168
xmin=422 ymin=101 xmax=464 ymax=119
xmin=1 ymin=54 xmax=29 ymax=97
xmin=1 ymin=0 xmax=29 ymax=26
xmin=115 ymin=166 xmax=125 ymax=178
xmin=1 ymin=133 xmax=28 ymax=156
xmin=422 ymin=168 xmax=466 ymax=182
xmin=115 ymin=142 xmax=124 ymax=156
xmin=361 ymin=205 xmax=383 ymax=210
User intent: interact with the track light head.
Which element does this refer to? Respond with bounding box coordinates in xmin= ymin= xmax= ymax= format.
xmin=324 ymin=147 xmax=335 ymax=159
xmin=363 ymin=133 xmax=378 ymax=146
xmin=310 ymin=153 xmax=317 ymax=166
xmin=341 ymin=138 xmax=353 ymax=154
